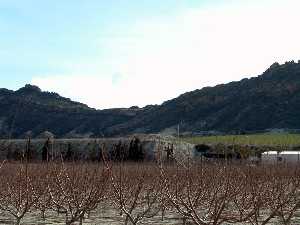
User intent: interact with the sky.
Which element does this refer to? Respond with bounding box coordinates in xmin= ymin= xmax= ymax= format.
xmin=1 ymin=0 xmax=300 ymax=109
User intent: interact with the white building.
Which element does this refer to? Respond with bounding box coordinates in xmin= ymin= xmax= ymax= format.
xmin=262 ymin=151 xmax=300 ymax=164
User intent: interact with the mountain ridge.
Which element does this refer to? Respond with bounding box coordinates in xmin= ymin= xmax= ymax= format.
xmin=1 ymin=60 xmax=300 ymax=138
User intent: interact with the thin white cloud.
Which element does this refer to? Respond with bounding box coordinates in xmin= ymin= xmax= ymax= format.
xmin=32 ymin=0 xmax=300 ymax=109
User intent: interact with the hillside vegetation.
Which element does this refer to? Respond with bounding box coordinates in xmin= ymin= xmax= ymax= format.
xmin=1 ymin=61 xmax=300 ymax=138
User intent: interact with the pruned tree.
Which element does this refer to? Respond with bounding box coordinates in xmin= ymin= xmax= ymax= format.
xmin=110 ymin=163 xmax=162 ymax=225
xmin=0 ymin=163 xmax=44 ymax=225
xmin=47 ymin=162 xmax=109 ymax=225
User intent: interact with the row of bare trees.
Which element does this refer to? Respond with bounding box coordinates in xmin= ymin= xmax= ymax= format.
xmin=0 ymin=160 xmax=299 ymax=225
xmin=1 ymin=137 xmax=147 ymax=162
xmin=160 ymin=163 xmax=300 ymax=225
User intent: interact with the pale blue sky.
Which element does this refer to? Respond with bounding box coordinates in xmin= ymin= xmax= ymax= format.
xmin=0 ymin=0 xmax=208 ymax=88
xmin=1 ymin=0 xmax=300 ymax=108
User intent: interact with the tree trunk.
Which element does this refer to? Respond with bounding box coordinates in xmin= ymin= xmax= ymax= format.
xmin=14 ymin=217 xmax=22 ymax=225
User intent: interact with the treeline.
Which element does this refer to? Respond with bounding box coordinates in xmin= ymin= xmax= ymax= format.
xmin=1 ymin=137 xmax=147 ymax=162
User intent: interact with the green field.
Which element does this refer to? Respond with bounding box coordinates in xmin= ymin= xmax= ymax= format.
xmin=183 ymin=133 xmax=300 ymax=146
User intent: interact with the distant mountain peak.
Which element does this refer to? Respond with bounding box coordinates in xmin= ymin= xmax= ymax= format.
xmin=261 ymin=60 xmax=300 ymax=79
xmin=269 ymin=62 xmax=280 ymax=69
xmin=16 ymin=84 xmax=42 ymax=94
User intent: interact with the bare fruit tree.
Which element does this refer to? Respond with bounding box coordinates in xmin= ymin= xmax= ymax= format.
xmin=110 ymin=163 xmax=162 ymax=225
xmin=47 ymin=162 xmax=109 ymax=225
xmin=0 ymin=163 xmax=44 ymax=225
